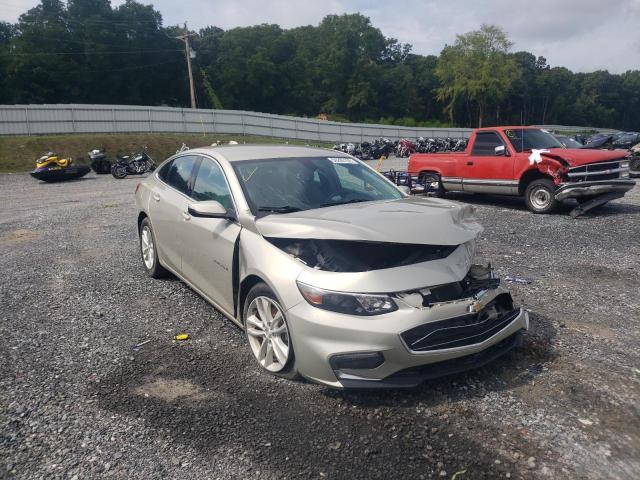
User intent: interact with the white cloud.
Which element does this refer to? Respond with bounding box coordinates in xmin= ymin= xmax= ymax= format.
xmin=2 ymin=0 xmax=639 ymax=72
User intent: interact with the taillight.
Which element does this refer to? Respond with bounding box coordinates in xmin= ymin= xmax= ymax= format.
xmin=135 ymin=183 xmax=141 ymax=194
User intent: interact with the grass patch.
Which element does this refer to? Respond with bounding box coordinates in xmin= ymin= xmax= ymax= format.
xmin=0 ymin=133 xmax=331 ymax=173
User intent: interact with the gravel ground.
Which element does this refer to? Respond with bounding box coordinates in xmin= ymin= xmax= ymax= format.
xmin=1 ymin=171 xmax=639 ymax=480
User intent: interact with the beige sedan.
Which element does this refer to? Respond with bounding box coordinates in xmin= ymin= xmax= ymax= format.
xmin=135 ymin=145 xmax=528 ymax=388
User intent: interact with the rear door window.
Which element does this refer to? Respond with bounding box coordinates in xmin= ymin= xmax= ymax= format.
xmin=165 ymin=155 xmax=197 ymax=195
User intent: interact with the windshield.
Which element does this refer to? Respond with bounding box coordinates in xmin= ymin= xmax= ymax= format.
xmin=233 ymin=156 xmax=403 ymax=216
xmin=504 ymin=128 xmax=563 ymax=152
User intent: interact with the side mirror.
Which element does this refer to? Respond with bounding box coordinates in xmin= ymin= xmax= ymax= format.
xmin=188 ymin=201 xmax=235 ymax=220
xmin=398 ymin=185 xmax=411 ymax=195
xmin=494 ymin=145 xmax=506 ymax=156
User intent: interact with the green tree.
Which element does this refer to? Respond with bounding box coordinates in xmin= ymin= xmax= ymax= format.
xmin=435 ymin=24 xmax=520 ymax=127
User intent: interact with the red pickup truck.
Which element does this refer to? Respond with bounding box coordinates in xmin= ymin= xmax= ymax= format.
xmin=407 ymin=126 xmax=635 ymax=217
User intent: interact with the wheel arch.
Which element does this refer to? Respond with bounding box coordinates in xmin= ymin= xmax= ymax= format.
xmin=518 ymin=170 xmax=552 ymax=196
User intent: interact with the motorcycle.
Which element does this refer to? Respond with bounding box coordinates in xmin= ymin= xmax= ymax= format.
xmin=111 ymin=147 xmax=156 ymax=179
xmin=88 ymin=148 xmax=111 ymax=174
xmin=30 ymin=152 xmax=90 ymax=183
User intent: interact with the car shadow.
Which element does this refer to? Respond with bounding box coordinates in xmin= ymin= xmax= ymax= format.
xmin=93 ymin=311 xmax=557 ymax=478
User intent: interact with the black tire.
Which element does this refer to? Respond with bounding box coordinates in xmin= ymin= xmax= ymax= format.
xmin=111 ymin=164 xmax=128 ymax=179
xmin=243 ymin=282 xmax=301 ymax=381
xmin=524 ymin=178 xmax=558 ymax=214
xmin=420 ymin=172 xmax=445 ymax=197
xmin=139 ymin=217 xmax=169 ymax=278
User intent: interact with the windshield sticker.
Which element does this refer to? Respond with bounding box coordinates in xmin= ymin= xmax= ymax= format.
xmin=504 ymin=130 xmax=516 ymax=138
xmin=328 ymin=157 xmax=357 ymax=164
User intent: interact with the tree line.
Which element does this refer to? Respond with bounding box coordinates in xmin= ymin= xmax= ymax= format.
xmin=1 ymin=0 xmax=639 ymax=130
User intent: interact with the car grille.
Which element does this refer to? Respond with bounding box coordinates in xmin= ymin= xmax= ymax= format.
xmin=567 ymin=160 xmax=626 ymax=181
xmin=401 ymin=295 xmax=519 ymax=352
xmin=630 ymin=157 xmax=640 ymax=173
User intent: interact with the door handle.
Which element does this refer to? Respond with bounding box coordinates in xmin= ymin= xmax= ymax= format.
xmin=182 ymin=211 xmax=191 ymax=221
xmin=152 ymin=194 xmax=160 ymax=202
xmin=467 ymin=161 xmax=474 ymax=166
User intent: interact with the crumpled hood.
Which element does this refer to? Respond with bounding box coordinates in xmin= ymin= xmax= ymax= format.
xmin=538 ymin=148 xmax=627 ymax=167
xmin=256 ymin=197 xmax=482 ymax=245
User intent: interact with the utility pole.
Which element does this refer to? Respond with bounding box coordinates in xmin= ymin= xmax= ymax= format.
xmin=176 ymin=23 xmax=197 ymax=109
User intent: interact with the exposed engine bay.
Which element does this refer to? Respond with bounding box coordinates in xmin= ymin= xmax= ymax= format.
xmin=268 ymin=238 xmax=458 ymax=272
xmin=395 ymin=263 xmax=508 ymax=309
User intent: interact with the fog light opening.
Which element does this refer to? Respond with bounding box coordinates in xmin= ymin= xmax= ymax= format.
xmin=329 ymin=351 xmax=385 ymax=371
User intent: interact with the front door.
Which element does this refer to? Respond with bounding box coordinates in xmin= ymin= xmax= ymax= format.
xmin=461 ymin=131 xmax=516 ymax=194
xmin=181 ymin=156 xmax=241 ymax=315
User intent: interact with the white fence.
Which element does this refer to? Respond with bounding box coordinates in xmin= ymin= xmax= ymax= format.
xmin=0 ymin=104 xmax=616 ymax=141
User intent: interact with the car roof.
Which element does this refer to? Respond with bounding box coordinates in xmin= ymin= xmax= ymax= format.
xmin=184 ymin=144 xmax=347 ymax=162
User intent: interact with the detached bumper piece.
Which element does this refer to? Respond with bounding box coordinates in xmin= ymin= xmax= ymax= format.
xmin=337 ymin=331 xmax=524 ymax=389
xmin=555 ymin=179 xmax=636 ymax=218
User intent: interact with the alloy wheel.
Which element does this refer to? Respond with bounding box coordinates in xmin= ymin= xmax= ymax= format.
xmin=141 ymin=226 xmax=155 ymax=270
xmin=246 ymin=296 xmax=290 ymax=372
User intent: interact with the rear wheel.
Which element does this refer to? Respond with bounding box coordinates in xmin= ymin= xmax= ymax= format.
xmin=420 ymin=173 xmax=444 ymax=197
xmin=111 ymin=164 xmax=127 ymax=179
xmin=525 ymin=178 xmax=558 ymax=214
xmin=243 ymin=283 xmax=300 ymax=380
xmin=139 ymin=217 xmax=169 ymax=278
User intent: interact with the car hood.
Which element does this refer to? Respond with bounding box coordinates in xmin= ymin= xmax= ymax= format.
xmin=539 ymin=148 xmax=627 ymax=167
xmin=255 ymin=197 xmax=482 ymax=245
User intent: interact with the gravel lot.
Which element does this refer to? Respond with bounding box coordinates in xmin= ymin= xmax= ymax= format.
xmin=1 ymin=171 xmax=639 ymax=480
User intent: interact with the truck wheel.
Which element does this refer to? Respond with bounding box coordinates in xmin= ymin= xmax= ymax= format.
xmin=525 ymin=179 xmax=558 ymax=214
xmin=421 ymin=173 xmax=444 ymax=197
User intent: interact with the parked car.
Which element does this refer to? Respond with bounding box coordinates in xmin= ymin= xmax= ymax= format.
xmin=611 ymin=132 xmax=640 ymax=150
xmin=552 ymin=134 xmax=585 ymax=149
xmin=584 ymin=133 xmax=614 ymax=149
xmin=134 ymin=145 xmax=529 ymax=388
xmin=408 ymin=127 xmax=635 ymax=217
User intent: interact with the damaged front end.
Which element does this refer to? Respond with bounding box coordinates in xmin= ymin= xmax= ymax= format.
xmin=267 ymin=237 xmax=458 ymax=272
xmin=395 ymin=264 xmax=520 ymax=353
xmin=530 ymin=151 xmax=636 ymax=217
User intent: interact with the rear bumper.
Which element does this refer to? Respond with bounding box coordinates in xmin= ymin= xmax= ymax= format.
xmin=555 ymin=179 xmax=635 ymax=201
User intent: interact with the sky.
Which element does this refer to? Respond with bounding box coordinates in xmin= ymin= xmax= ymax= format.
xmin=2 ymin=0 xmax=639 ymax=73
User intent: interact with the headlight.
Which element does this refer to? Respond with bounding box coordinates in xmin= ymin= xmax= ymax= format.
xmin=296 ymin=281 xmax=398 ymax=316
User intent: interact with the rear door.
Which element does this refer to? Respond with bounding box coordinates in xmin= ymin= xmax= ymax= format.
xmin=148 ymin=155 xmax=198 ymax=272
xmin=461 ymin=131 xmax=516 ymax=194
xmin=180 ymin=156 xmax=241 ymax=315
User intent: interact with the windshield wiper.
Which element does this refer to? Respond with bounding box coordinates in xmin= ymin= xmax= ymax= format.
xmin=320 ymin=198 xmax=370 ymax=207
xmin=257 ymin=205 xmax=302 ymax=213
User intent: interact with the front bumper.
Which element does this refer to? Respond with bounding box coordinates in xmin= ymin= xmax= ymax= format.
xmin=286 ymin=286 xmax=529 ymax=388
xmin=555 ymin=179 xmax=636 ymax=218
xmin=555 ymin=179 xmax=635 ymax=201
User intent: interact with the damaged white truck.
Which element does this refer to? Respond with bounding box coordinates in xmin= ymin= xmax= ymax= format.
xmin=135 ymin=145 xmax=529 ymax=388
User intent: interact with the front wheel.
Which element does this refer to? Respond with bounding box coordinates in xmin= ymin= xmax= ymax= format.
xmin=525 ymin=178 xmax=558 ymax=214
xmin=243 ymin=283 xmax=300 ymax=380
xmin=111 ymin=164 xmax=128 ymax=179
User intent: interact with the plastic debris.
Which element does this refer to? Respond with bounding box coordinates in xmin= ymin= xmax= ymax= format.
xmin=174 ymin=333 xmax=190 ymax=341
xmin=132 ymin=339 xmax=152 ymax=352
xmin=451 ymin=470 xmax=467 ymax=480
xmin=504 ymin=275 xmax=531 ymax=285
xmin=578 ymin=418 xmax=593 ymax=426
